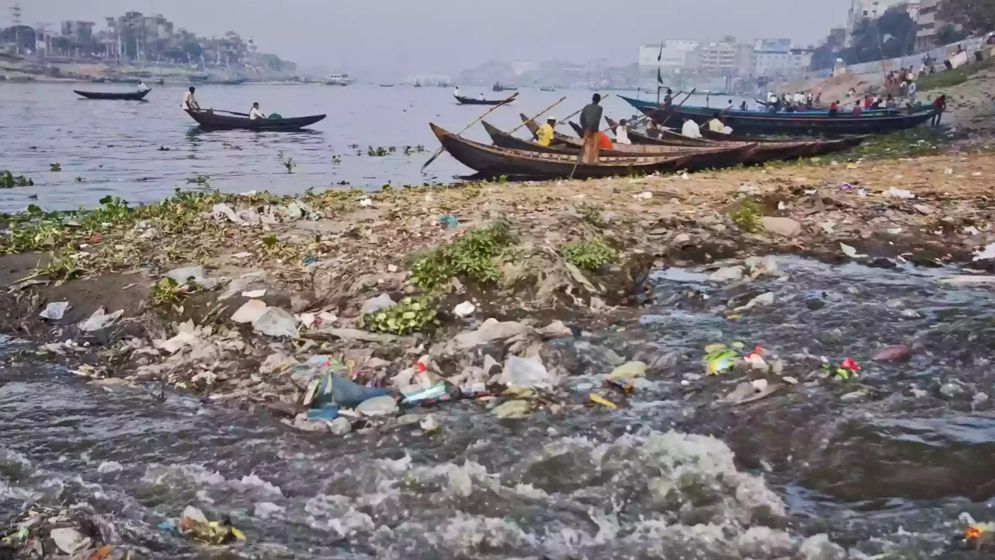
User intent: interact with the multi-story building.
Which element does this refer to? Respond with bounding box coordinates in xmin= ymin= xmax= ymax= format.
xmin=916 ymin=0 xmax=943 ymax=49
xmin=60 ymin=21 xmax=94 ymax=43
xmin=847 ymin=0 xmax=912 ymax=39
xmin=691 ymin=41 xmax=738 ymax=73
xmin=638 ymin=40 xmax=699 ymax=70
xmin=753 ymin=39 xmax=814 ymax=79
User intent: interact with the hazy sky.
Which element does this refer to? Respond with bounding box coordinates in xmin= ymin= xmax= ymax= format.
xmin=17 ymin=0 xmax=850 ymax=77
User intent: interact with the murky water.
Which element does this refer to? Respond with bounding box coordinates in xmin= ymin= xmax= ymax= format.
xmin=3 ymin=257 xmax=994 ymax=558
xmin=0 ymin=83 xmax=680 ymax=214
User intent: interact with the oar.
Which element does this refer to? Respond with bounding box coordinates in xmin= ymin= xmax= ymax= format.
xmin=209 ymin=108 xmax=251 ymax=117
xmin=422 ymin=92 xmax=519 ymax=170
xmin=509 ymin=96 xmax=567 ymax=135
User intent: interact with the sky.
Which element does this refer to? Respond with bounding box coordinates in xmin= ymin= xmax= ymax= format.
xmin=15 ymin=0 xmax=851 ymax=77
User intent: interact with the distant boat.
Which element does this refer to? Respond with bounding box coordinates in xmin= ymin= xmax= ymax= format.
xmin=492 ymin=82 xmax=518 ymax=92
xmin=379 ymin=83 xmax=395 ymax=87
xmin=454 ymin=92 xmax=516 ymax=106
xmin=413 ymin=81 xmax=423 ymax=88
xmin=189 ymin=74 xmax=210 ymax=83
xmin=324 ymin=73 xmax=355 ymax=86
xmin=540 ymin=86 xmax=556 ymax=92
xmin=74 ymin=89 xmax=151 ymax=101
xmin=217 ymin=78 xmax=248 ymax=85
xmin=184 ymin=109 xmax=326 ymax=131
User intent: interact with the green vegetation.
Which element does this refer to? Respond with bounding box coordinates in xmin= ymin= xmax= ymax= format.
xmin=0 ymin=171 xmax=34 ymax=188
xmin=411 ymin=221 xmax=517 ymax=290
xmin=918 ymin=57 xmax=995 ymax=91
xmin=850 ymin=127 xmax=948 ymax=159
xmin=560 ymin=237 xmax=616 ymax=271
xmin=362 ymin=296 xmax=439 ymax=335
xmin=31 ymin=252 xmax=85 ymax=285
xmin=186 ymin=175 xmax=211 ymax=186
xmin=576 ymin=202 xmax=607 ymax=228
xmin=49 ymin=163 xmax=62 ymax=172
xmin=148 ymin=277 xmax=188 ymax=307
xmin=729 ymin=198 xmax=763 ymax=233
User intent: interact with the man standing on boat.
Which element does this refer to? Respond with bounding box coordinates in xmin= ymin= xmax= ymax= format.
xmin=249 ymin=102 xmax=267 ymax=120
xmin=663 ymin=88 xmax=673 ymax=109
xmin=578 ymin=94 xmax=604 ymax=164
xmin=182 ymin=87 xmax=200 ymax=111
xmin=137 ymin=81 xmax=150 ymax=93
xmin=537 ymin=116 xmax=557 ymax=147
xmin=453 ymin=86 xmax=460 ymax=98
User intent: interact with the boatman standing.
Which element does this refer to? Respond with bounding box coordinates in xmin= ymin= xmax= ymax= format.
xmin=182 ymin=87 xmax=200 ymax=111
xmin=137 ymin=81 xmax=150 ymax=93
xmin=249 ymin=102 xmax=267 ymax=120
xmin=578 ymin=93 xmax=604 ymax=164
xmin=453 ymin=86 xmax=460 ymax=98
xmin=537 ymin=116 xmax=557 ymax=147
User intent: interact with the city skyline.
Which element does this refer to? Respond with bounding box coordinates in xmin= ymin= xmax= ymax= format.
xmin=12 ymin=0 xmax=851 ymax=77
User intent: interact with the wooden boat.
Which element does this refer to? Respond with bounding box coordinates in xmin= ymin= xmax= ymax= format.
xmin=604 ymin=117 xmax=716 ymax=147
xmin=455 ymin=93 xmax=516 ymax=106
xmin=432 ymin=123 xmax=688 ymax=179
xmin=74 ymin=89 xmax=151 ymax=100
xmin=184 ymin=109 xmax=325 ymax=131
xmin=620 ymin=95 xmax=936 ymax=136
xmin=481 ymin=121 xmax=759 ymax=170
xmin=217 ymin=78 xmax=248 ymax=85
xmin=540 ymin=86 xmax=557 ymax=92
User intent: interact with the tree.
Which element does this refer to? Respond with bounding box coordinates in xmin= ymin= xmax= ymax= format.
xmin=838 ymin=9 xmax=917 ymax=65
xmin=938 ymin=0 xmax=995 ymax=36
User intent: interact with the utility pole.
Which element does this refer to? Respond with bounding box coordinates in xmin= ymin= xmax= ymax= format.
xmin=11 ymin=2 xmax=22 ymax=54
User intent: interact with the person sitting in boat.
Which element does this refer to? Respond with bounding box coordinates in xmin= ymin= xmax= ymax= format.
xmin=479 ymin=92 xmax=486 ymax=101
xmin=706 ymin=113 xmax=726 ymax=134
xmin=182 ymin=87 xmax=200 ymax=111
xmin=537 ymin=116 xmax=557 ymax=147
xmin=137 ymin=81 xmax=150 ymax=93
xmin=249 ymin=102 xmax=268 ymax=120
xmin=681 ymin=117 xmax=702 ymax=139
xmin=597 ymin=131 xmax=614 ymax=150
xmin=828 ymin=100 xmax=839 ymax=117
xmin=852 ymin=102 xmax=864 ymax=116
xmin=740 ymin=101 xmax=748 ymax=111
xmin=615 ymin=119 xmax=631 ymax=145
xmin=646 ymin=121 xmax=662 ymax=138
xmin=663 ymin=88 xmax=674 ymax=109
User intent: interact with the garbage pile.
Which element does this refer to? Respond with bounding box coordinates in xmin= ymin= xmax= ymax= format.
xmin=0 ymin=505 xmax=125 ymax=559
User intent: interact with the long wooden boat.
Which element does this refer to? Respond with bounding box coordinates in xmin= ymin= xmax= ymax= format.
xmin=484 ymin=120 xmax=762 ymax=170
xmin=620 ymin=95 xmax=936 ymax=136
xmin=604 ymin=117 xmax=716 ymax=147
xmin=184 ymin=109 xmax=326 ymax=131
xmin=432 ymin=123 xmax=753 ymax=179
xmin=454 ymin=93 xmax=516 ymax=106
xmin=484 ymin=120 xmax=851 ymax=166
xmin=74 ymin=89 xmax=151 ymax=100
xmin=492 ymin=83 xmax=518 ymax=92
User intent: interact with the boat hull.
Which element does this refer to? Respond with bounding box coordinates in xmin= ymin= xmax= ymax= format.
xmin=455 ymin=94 xmax=515 ymax=106
xmin=620 ymin=96 xmax=936 ymax=136
xmin=184 ymin=110 xmax=326 ymax=131
xmin=74 ymin=89 xmax=151 ymax=100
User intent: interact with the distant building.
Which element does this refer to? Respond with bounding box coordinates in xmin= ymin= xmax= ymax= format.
xmin=754 ymin=43 xmax=814 ymax=79
xmin=511 ymin=59 xmax=537 ymax=76
xmin=691 ymin=41 xmax=738 ymax=73
xmin=1 ymin=25 xmax=35 ymax=53
xmin=754 ymin=38 xmax=792 ymax=53
xmin=847 ymin=0 xmax=920 ymax=44
xmin=915 ymin=0 xmax=951 ymax=49
xmin=60 ymin=21 xmax=94 ymax=43
xmin=638 ymin=40 xmax=699 ymax=70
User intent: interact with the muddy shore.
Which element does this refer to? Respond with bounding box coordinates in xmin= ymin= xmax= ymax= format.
xmin=3 ymin=141 xmax=995 ymax=410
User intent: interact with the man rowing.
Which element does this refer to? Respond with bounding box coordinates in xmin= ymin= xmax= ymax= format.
xmin=182 ymin=86 xmax=200 ymax=111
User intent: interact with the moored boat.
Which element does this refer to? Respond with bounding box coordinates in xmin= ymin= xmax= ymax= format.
xmin=431 ymin=123 xmax=754 ymax=179
xmin=454 ymin=93 xmax=516 ymax=106
xmin=620 ymin=95 xmax=936 ymax=136
xmin=74 ymin=89 xmax=151 ymax=101
xmin=604 ymin=117 xmax=716 ymax=147
xmin=492 ymin=82 xmax=518 ymax=92
xmin=481 ymin=120 xmax=757 ymax=170
xmin=324 ymin=73 xmax=355 ymax=86
xmin=184 ymin=109 xmax=325 ymax=131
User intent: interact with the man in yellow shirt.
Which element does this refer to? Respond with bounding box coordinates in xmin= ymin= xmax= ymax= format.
xmin=536 ymin=116 xmax=557 ymax=147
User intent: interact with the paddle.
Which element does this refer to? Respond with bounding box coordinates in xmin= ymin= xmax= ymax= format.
xmin=422 ymin=92 xmax=519 ymax=171
xmin=656 ymin=88 xmax=696 ymax=128
xmin=209 ymin=108 xmax=252 ymax=117
xmin=509 ymin=96 xmax=567 ymax=135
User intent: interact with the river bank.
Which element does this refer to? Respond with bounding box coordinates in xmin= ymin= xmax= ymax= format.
xmin=4 ymin=138 xmax=995 ymax=557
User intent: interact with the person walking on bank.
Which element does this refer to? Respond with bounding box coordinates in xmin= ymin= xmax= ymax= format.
xmin=931 ymin=95 xmax=947 ymax=127
xmin=578 ymin=93 xmax=604 ymax=164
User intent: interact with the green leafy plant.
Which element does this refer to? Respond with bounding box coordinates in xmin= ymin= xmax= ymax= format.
xmin=0 ymin=170 xmax=33 ymax=188
xmin=576 ymin=202 xmax=606 ymax=228
xmin=560 ymin=237 xmax=616 ymax=271
xmin=729 ymin=198 xmax=763 ymax=233
xmin=49 ymin=163 xmax=61 ymax=172
xmin=277 ymin=151 xmax=295 ymax=173
xmin=148 ymin=277 xmax=188 ymax=307
xmin=32 ymin=252 xmax=84 ymax=285
xmin=411 ymin=221 xmax=516 ymax=290
xmin=362 ymin=296 xmax=439 ymax=335
xmin=186 ymin=175 xmax=211 ymax=186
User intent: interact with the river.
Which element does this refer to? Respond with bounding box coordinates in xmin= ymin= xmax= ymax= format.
xmin=2 ymin=256 xmax=993 ymax=558
xmin=0 ymin=83 xmax=732 ymax=214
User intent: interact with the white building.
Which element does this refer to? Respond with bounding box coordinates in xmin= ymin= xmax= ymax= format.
xmin=754 ymin=47 xmax=814 ymax=78
xmin=638 ymin=40 xmax=699 ymax=69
